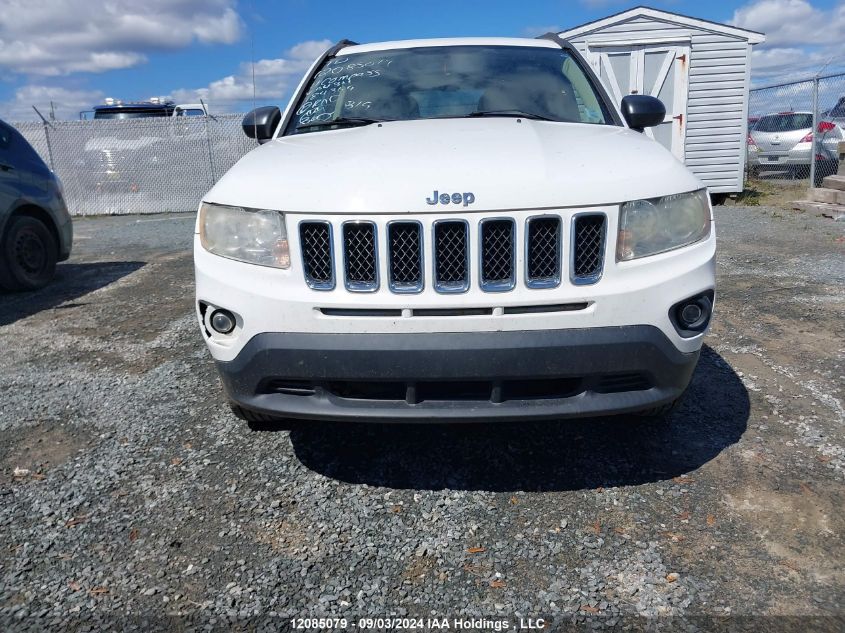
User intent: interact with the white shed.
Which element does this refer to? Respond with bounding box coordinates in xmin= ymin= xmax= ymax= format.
xmin=559 ymin=6 xmax=765 ymax=195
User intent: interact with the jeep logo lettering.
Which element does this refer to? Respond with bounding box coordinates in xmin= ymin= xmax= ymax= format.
xmin=426 ymin=191 xmax=475 ymax=207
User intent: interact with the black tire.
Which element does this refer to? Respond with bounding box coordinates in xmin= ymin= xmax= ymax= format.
xmin=792 ymin=165 xmax=810 ymax=180
xmin=814 ymin=160 xmax=838 ymax=187
xmin=0 ymin=215 xmax=58 ymax=291
xmin=229 ymin=402 xmax=299 ymax=432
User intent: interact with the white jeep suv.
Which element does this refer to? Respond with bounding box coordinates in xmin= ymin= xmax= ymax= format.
xmin=194 ymin=36 xmax=715 ymax=425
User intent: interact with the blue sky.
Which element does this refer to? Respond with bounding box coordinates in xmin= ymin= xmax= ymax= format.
xmin=1 ymin=0 xmax=844 ymax=120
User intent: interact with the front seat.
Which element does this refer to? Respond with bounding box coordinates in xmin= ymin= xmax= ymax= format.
xmin=343 ymin=82 xmax=420 ymax=121
xmin=478 ymin=73 xmax=581 ymax=122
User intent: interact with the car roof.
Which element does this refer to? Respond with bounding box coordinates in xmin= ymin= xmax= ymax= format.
xmin=342 ymin=37 xmax=559 ymax=55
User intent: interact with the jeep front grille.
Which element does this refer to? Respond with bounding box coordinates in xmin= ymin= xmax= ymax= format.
xmin=479 ymin=219 xmax=515 ymax=291
xmin=342 ymin=221 xmax=378 ymax=291
xmin=433 ymin=220 xmax=469 ymax=293
xmin=299 ymin=221 xmax=334 ymax=290
xmin=387 ymin=221 xmax=423 ymax=293
xmin=296 ymin=212 xmax=607 ymax=293
xmin=571 ymin=214 xmax=606 ymax=284
xmin=526 ymin=216 xmax=561 ymax=288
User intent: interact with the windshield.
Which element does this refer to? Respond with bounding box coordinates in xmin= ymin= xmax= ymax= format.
xmin=94 ymin=108 xmax=173 ymax=120
xmin=754 ymin=113 xmax=813 ymax=132
xmin=286 ymin=45 xmax=614 ymax=135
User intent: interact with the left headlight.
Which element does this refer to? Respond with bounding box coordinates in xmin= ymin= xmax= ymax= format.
xmin=199 ymin=202 xmax=290 ymax=268
xmin=617 ymin=189 xmax=711 ymax=261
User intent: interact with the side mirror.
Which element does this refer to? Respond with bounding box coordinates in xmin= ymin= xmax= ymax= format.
xmin=242 ymin=106 xmax=281 ymax=142
xmin=620 ymin=95 xmax=666 ymax=132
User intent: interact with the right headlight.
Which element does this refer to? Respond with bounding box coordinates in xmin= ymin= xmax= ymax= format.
xmin=199 ymin=202 xmax=290 ymax=268
xmin=617 ymin=189 xmax=711 ymax=261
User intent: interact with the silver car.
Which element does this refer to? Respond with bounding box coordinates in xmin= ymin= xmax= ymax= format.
xmin=748 ymin=111 xmax=842 ymax=183
xmin=0 ymin=119 xmax=73 ymax=290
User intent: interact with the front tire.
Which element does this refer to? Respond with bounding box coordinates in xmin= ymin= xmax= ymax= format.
xmin=0 ymin=216 xmax=58 ymax=291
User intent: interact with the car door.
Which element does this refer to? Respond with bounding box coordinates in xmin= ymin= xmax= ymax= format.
xmin=586 ymin=42 xmax=690 ymax=161
xmin=0 ymin=122 xmax=21 ymax=217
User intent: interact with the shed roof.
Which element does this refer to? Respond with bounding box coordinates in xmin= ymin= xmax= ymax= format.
xmin=558 ymin=6 xmax=765 ymax=45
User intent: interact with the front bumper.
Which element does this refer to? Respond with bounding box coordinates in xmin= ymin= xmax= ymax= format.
xmin=217 ymin=325 xmax=700 ymax=422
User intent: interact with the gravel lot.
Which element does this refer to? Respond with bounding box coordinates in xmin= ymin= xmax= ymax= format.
xmin=1 ymin=207 xmax=843 ymax=632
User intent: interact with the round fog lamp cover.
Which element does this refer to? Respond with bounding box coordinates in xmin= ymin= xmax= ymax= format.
xmin=680 ymin=303 xmax=703 ymax=325
xmin=210 ymin=310 xmax=236 ymax=334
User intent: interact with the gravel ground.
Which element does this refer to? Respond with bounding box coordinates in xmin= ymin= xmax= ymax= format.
xmin=0 ymin=207 xmax=843 ymax=632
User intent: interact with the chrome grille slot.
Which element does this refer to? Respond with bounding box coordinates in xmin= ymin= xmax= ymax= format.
xmin=299 ymin=221 xmax=334 ymax=290
xmin=387 ymin=221 xmax=423 ymax=293
xmin=299 ymin=211 xmax=608 ymax=293
xmin=526 ymin=217 xmax=561 ymax=288
xmin=342 ymin=221 xmax=378 ymax=292
xmin=433 ymin=220 xmax=469 ymax=293
xmin=571 ymin=214 xmax=606 ymax=284
xmin=503 ymin=302 xmax=588 ymax=315
xmin=479 ymin=218 xmax=515 ymax=291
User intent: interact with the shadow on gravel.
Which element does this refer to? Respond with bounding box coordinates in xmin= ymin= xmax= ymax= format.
xmin=288 ymin=346 xmax=749 ymax=491
xmin=0 ymin=261 xmax=145 ymax=326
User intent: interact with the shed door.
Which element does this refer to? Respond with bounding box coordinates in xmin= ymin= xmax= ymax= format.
xmin=587 ymin=43 xmax=689 ymax=161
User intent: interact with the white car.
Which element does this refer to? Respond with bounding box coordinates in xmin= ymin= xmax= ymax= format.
xmin=747 ymin=111 xmax=842 ymax=184
xmin=194 ymin=36 xmax=715 ymax=426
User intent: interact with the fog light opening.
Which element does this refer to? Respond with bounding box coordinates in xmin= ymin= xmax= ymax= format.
xmin=680 ymin=303 xmax=704 ymax=327
xmin=210 ymin=309 xmax=236 ymax=335
xmin=670 ymin=291 xmax=713 ymax=338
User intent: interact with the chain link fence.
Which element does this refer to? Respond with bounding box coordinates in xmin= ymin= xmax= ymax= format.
xmin=12 ymin=114 xmax=258 ymax=216
xmin=10 ymin=73 xmax=845 ymax=216
xmin=748 ymin=72 xmax=845 ymax=191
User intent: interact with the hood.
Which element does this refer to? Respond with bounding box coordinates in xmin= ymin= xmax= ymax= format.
xmin=205 ymin=118 xmax=702 ymax=213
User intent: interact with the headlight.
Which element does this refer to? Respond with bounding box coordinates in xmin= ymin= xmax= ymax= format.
xmin=199 ymin=202 xmax=290 ymax=268
xmin=617 ymin=189 xmax=711 ymax=261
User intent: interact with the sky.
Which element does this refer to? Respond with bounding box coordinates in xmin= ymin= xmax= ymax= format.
xmin=1 ymin=0 xmax=844 ymax=120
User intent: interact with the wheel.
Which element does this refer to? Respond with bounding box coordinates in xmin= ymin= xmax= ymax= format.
xmin=229 ymin=402 xmax=298 ymax=431
xmin=792 ymin=165 xmax=810 ymax=180
xmin=0 ymin=215 xmax=58 ymax=291
xmin=814 ymin=160 xmax=838 ymax=186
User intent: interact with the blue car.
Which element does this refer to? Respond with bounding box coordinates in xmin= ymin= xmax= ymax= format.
xmin=0 ymin=119 xmax=72 ymax=291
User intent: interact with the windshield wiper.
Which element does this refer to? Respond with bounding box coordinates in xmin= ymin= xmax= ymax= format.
xmin=296 ymin=117 xmax=389 ymax=131
xmin=466 ymin=110 xmax=558 ymax=122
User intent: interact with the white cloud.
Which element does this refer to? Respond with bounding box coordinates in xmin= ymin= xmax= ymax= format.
xmin=749 ymin=47 xmax=827 ymax=81
xmin=171 ymin=39 xmax=332 ymax=106
xmin=0 ymin=85 xmax=105 ymax=121
xmin=731 ymin=0 xmax=845 ymax=47
xmin=2 ymin=38 xmax=333 ymax=121
xmin=0 ymin=0 xmax=243 ymax=76
xmin=731 ymin=0 xmax=845 ymax=83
